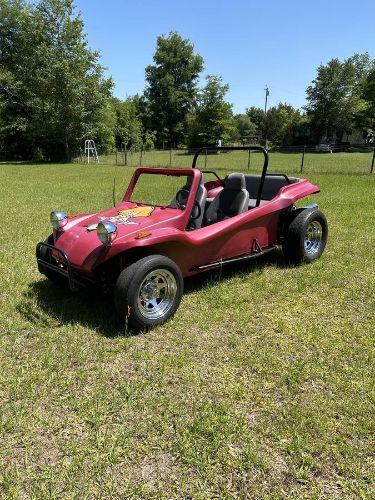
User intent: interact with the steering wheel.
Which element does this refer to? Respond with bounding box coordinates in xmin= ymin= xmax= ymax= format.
xmin=190 ymin=200 xmax=202 ymax=220
xmin=175 ymin=188 xmax=190 ymax=209
xmin=175 ymin=187 xmax=201 ymax=222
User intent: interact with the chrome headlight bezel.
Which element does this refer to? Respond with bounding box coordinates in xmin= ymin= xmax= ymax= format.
xmin=97 ymin=220 xmax=118 ymax=246
xmin=50 ymin=211 xmax=68 ymax=230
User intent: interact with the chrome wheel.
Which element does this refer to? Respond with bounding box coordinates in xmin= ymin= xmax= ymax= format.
xmin=304 ymin=220 xmax=323 ymax=255
xmin=137 ymin=269 xmax=177 ymax=320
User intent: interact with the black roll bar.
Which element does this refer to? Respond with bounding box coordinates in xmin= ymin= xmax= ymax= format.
xmin=191 ymin=146 xmax=269 ymax=207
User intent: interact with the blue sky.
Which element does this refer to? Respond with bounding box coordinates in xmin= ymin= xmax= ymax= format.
xmin=75 ymin=0 xmax=375 ymax=113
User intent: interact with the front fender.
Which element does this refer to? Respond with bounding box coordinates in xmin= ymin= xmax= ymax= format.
xmin=91 ymin=227 xmax=193 ymax=270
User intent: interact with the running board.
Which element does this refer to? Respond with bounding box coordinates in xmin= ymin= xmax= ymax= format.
xmin=191 ymin=245 xmax=277 ymax=271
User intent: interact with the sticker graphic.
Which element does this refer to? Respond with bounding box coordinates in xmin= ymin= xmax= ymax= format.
xmin=87 ymin=206 xmax=154 ymax=231
xmin=117 ymin=205 xmax=154 ymax=222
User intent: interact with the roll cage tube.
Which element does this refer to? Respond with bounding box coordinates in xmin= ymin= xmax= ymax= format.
xmin=200 ymin=170 xmax=223 ymax=184
xmin=192 ymin=146 xmax=269 ymax=208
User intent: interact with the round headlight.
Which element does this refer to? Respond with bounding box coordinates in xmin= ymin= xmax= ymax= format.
xmin=97 ymin=220 xmax=117 ymax=246
xmin=50 ymin=211 xmax=68 ymax=230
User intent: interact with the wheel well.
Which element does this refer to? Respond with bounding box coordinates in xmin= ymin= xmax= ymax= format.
xmin=278 ymin=206 xmax=318 ymax=242
xmin=95 ymin=246 xmax=158 ymax=285
xmin=277 ymin=206 xmax=296 ymax=242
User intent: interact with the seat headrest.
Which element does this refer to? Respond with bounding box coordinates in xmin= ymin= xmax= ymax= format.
xmin=225 ymin=173 xmax=246 ymax=190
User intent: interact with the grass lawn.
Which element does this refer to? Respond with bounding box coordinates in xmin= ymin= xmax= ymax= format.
xmin=0 ymin=160 xmax=374 ymax=498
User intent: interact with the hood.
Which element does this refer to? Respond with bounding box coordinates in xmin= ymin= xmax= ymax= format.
xmin=54 ymin=202 xmax=180 ymax=268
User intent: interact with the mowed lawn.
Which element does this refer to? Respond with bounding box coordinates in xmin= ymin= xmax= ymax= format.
xmin=0 ymin=160 xmax=374 ymax=498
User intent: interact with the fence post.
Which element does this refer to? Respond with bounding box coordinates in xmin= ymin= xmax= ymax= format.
xmin=115 ymin=149 xmax=118 ymax=166
xmin=169 ymin=146 xmax=172 ymax=167
xmin=247 ymin=149 xmax=251 ymax=170
xmin=139 ymin=146 xmax=143 ymax=167
xmin=371 ymin=147 xmax=375 ymax=174
xmin=124 ymin=145 xmax=127 ymax=166
xmin=204 ymin=149 xmax=207 ymax=168
xmin=300 ymin=145 xmax=306 ymax=173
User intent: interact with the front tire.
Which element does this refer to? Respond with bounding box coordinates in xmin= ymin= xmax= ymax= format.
xmin=282 ymin=209 xmax=328 ymax=263
xmin=114 ymin=255 xmax=183 ymax=330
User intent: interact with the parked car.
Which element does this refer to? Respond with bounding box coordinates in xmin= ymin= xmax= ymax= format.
xmin=315 ymin=139 xmax=349 ymax=153
xmin=36 ymin=146 xmax=328 ymax=330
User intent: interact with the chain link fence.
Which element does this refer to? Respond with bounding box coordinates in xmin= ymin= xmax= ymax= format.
xmin=73 ymin=145 xmax=375 ymax=175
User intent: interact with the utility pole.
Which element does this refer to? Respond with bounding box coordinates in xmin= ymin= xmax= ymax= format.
xmin=264 ymin=86 xmax=270 ymax=114
xmin=264 ymin=86 xmax=270 ymax=147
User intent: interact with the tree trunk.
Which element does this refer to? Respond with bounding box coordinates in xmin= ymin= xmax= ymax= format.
xmin=65 ymin=136 xmax=70 ymax=162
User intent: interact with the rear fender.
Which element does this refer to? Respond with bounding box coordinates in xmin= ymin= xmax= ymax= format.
xmin=261 ymin=180 xmax=320 ymax=243
xmin=278 ymin=179 xmax=320 ymax=204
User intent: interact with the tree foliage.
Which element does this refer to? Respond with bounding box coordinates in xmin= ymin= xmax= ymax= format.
xmin=305 ymin=53 xmax=374 ymax=141
xmin=244 ymin=105 xmax=308 ymax=146
xmin=1 ymin=8 xmax=374 ymax=160
xmin=0 ymin=0 xmax=113 ymax=160
xmin=186 ymin=75 xmax=237 ymax=148
xmin=246 ymin=107 xmax=265 ymax=131
xmin=113 ymin=97 xmax=143 ymax=149
xmin=356 ymin=66 xmax=375 ymax=134
xmin=145 ymin=31 xmax=203 ymax=147
xmin=234 ymin=114 xmax=257 ymax=143
xmin=265 ymin=104 xmax=304 ymax=145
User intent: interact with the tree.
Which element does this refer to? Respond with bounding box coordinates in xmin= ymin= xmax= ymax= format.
xmin=355 ymin=67 xmax=375 ymax=135
xmin=305 ymin=54 xmax=374 ymax=141
xmin=113 ymin=97 xmax=143 ymax=149
xmin=0 ymin=0 xmax=35 ymax=157
xmin=144 ymin=31 xmax=203 ymax=147
xmin=245 ymin=106 xmax=266 ymax=142
xmin=96 ymin=101 xmax=116 ymax=151
xmin=265 ymin=103 xmax=303 ymax=145
xmin=362 ymin=67 xmax=375 ymax=106
xmin=234 ymin=114 xmax=257 ymax=143
xmin=291 ymin=114 xmax=311 ymax=145
xmin=186 ymin=75 xmax=237 ymax=148
xmin=246 ymin=106 xmax=265 ymax=128
xmin=0 ymin=0 xmax=113 ymax=160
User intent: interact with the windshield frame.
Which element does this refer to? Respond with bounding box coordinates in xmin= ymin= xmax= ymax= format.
xmin=123 ymin=167 xmax=200 ymax=212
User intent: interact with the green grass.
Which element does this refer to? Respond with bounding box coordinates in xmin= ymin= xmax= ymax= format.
xmin=0 ymin=162 xmax=374 ymax=498
xmin=89 ymin=149 xmax=375 ymax=175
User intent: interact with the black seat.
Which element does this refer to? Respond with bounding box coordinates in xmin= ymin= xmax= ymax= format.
xmin=203 ymin=173 xmax=249 ymax=226
xmin=170 ymin=173 xmax=207 ymax=230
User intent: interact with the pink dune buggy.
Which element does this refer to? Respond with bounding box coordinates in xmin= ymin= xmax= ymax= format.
xmin=36 ymin=146 xmax=328 ymax=330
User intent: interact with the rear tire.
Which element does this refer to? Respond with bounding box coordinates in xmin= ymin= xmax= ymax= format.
xmin=282 ymin=209 xmax=328 ymax=263
xmin=114 ymin=255 xmax=183 ymax=331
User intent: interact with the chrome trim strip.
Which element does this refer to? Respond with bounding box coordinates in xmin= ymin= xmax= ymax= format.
xmin=191 ymin=245 xmax=277 ymax=271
